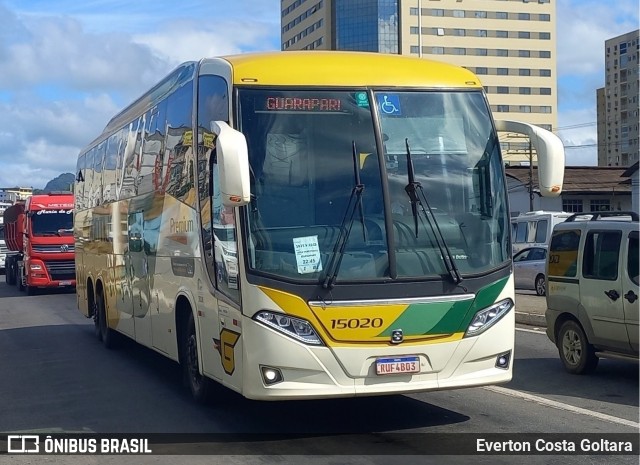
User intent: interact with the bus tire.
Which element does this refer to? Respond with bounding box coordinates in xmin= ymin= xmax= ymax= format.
xmin=92 ymin=296 xmax=102 ymax=341
xmin=183 ymin=312 xmax=213 ymax=403
xmin=557 ymin=320 xmax=598 ymax=375
xmin=97 ymin=291 xmax=118 ymax=349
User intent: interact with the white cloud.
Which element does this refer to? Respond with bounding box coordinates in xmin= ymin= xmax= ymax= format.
xmin=133 ymin=19 xmax=278 ymax=65
xmin=0 ymin=1 xmax=280 ymax=188
xmin=557 ymin=0 xmax=639 ymax=76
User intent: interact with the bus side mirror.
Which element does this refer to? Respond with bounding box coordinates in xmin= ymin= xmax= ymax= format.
xmin=211 ymin=121 xmax=251 ymax=207
xmin=495 ymin=120 xmax=565 ymax=197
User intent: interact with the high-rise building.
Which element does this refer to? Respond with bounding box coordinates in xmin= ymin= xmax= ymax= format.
xmin=596 ymin=29 xmax=640 ymax=167
xmin=281 ymin=0 xmax=557 ymax=165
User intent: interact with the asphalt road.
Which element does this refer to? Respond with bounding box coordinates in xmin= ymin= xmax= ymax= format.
xmin=0 ymin=282 xmax=637 ymax=465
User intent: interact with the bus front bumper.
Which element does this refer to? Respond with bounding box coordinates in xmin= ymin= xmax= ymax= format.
xmin=241 ymin=311 xmax=514 ymax=400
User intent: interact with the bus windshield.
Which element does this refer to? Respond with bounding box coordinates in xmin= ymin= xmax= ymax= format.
xmin=239 ymin=88 xmax=510 ymax=282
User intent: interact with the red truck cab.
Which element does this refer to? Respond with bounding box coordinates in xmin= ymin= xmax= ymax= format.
xmin=3 ymin=193 xmax=75 ymax=294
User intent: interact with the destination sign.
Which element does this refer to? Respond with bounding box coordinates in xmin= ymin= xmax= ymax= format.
xmin=265 ymin=97 xmax=342 ymax=112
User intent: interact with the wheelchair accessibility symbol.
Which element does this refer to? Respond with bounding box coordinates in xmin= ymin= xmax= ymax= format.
xmin=377 ymin=94 xmax=401 ymax=115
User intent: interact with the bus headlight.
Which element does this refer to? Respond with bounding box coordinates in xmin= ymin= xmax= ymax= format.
xmin=254 ymin=311 xmax=324 ymax=346
xmin=464 ymin=298 xmax=514 ymax=337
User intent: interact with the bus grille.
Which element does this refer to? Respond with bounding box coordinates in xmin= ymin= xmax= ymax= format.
xmin=45 ymin=260 xmax=76 ymax=281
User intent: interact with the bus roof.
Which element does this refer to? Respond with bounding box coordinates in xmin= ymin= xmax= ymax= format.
xmin=215 ymin=51 xmax=483 ymax=88
xmin=87 ymin=51 xmax=484 ymax=153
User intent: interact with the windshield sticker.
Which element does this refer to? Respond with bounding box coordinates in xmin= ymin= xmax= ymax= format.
xmin=293 ymin=235 xmax=323 ymax=274
xmin=355 ymin=92 xmax=369 ymax=108
xmin=377 ymin=94 xmax=401 ymax=116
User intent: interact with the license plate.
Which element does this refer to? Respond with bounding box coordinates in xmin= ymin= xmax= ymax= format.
xmin=58 ymin=281 xmax=72 ymax=286
xmin=376 ymin=356 xmax=420 ymax=375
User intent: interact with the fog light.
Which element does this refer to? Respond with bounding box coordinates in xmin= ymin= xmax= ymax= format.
xmin=495 ymin=351 xmax=511 ymax=369
xmin=260 ymin=366 xmax=283 ymax=385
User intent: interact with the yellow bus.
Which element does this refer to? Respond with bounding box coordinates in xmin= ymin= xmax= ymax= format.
xmin=74 ymin=51 xmax=564 ymax=401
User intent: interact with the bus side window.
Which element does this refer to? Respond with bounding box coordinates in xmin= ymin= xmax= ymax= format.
xmin=515 ymin=222 xmax=527 ymax=243
xmin=535 ymin=219 xmax=548 ymax=243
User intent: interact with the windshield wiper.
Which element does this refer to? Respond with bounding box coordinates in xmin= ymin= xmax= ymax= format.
xmin=322 ymin=141 xmax=366 ymax=289
xmin=404 ymin=138 xmax=462 ymax=284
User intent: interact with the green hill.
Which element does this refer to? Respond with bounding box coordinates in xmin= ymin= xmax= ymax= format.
xmin=41 ymin=173 xmax=75 ymax=193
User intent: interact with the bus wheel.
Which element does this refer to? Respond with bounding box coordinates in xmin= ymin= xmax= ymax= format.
xmin=183 ymin=312 xmax=213 ymax=403
xmin=97 ymin=292 xmax=118 ymax=349
xmin=557 ymin=320 xmax=598 ymax=374
xmin=92 ymin=298 xmax=102 ymax=341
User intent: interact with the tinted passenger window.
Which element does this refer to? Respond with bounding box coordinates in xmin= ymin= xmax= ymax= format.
xmin=549 ymin=230 xmax=580 ymax=277
xmin=582 ymin=231 xmax=621 ymax=281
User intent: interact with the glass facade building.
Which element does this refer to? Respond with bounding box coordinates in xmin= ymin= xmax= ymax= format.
xmin=335 ymin=0 xmax=398 ymax=53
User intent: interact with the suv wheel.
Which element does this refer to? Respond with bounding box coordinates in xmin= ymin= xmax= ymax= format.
xmin=557 ymin=320 xmax=598 ymax=374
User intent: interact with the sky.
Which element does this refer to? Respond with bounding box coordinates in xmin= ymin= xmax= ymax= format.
xmin=0 ymin=0 xmax=637 ymax=189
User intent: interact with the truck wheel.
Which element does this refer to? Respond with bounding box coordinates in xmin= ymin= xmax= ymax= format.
xmin=5 ymin=263 xmax=11 ymax=284
xmin=97 ymin=292 xmax=118 ymax=349
xmin=557 ymin=320 xmax=598 ymax=374
xmin=5 ymin=258 xmax=13 ymax=285
xmin=17 ymin=268 xmax=24 ymax=292
xmin=535 ymin=274 xmax=546 ymax=296
xmin=10 ymin=259 xmax=16 ymax=285
xmin=183 ymin=312 xmax=213 ymax=403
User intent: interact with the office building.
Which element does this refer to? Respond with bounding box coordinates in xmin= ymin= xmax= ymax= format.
xmin=281 ymin=0 xmax=557 ymax=165
xmin=596 ymin=29 xmax=640 ymax=167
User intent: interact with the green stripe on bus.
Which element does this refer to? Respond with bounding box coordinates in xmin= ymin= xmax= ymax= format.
xmin=376 ymin=276 xmax=509 ymax=336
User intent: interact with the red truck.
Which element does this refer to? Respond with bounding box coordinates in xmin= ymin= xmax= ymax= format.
xmin=3 ymin=193 xmax=75 ymax=295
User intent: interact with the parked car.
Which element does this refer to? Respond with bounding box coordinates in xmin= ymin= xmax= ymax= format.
xmin=513 ymin=246 xmax=547 ymax=296
xmin=545 ymin=212 xmax=639 ymax=374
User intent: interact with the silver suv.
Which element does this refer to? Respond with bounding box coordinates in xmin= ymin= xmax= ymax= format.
xmin=545 ymin=212 xmax=639 ymax=374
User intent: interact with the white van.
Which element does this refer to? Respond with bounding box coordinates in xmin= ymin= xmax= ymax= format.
xmin=545 ymin=211 xmax=639 ymax=374
xmin=511 ymin=211 xmax=572 ymax=254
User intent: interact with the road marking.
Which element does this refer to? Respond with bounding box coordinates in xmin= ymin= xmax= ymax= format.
xmin=516 ymin=327 xmax=545 ymax=335
xmin=483 ymin=385 xmax=640 ymax=429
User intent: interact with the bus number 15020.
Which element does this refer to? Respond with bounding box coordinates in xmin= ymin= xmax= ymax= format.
xmin=331 ymin=318 xmax=383 ymax=329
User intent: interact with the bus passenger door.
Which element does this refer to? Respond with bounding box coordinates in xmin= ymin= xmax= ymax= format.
xmin=127 ymin=210 xmax=152 ymax=347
